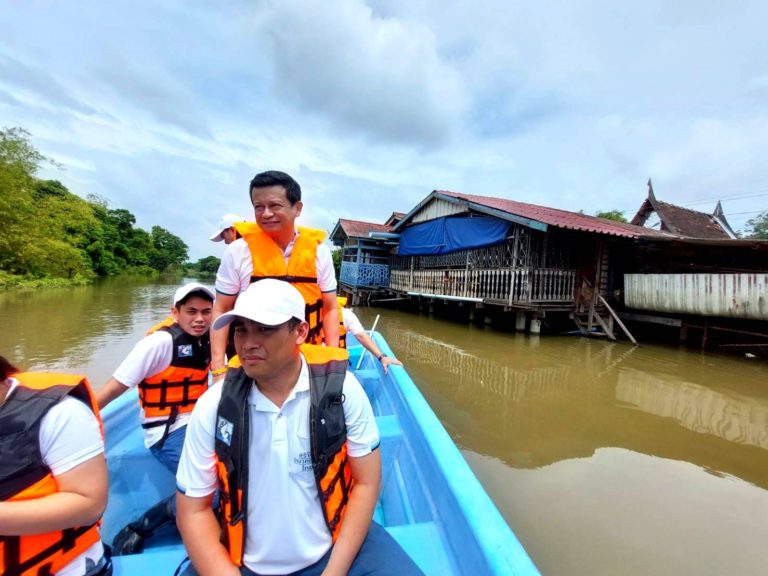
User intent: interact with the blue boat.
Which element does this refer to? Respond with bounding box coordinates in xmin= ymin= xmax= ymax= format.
xmin=101 ymin=332 xmax=540 ymax=575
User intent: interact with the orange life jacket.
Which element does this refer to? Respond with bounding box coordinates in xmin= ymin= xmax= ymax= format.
xmin=243 ymin=226 xmax=327 ymax=344
xmin=233 ymin=221 xmax=259 ymax=240
xmin=0 ymin=372 xmax=103 ymax=576
xmin=214 ymin=345 xmax=352 ymax=566
xmin=138 ymin=323 xmax=210 ymax=421
xmin=337 ymin=296 xmax=348 ymax=349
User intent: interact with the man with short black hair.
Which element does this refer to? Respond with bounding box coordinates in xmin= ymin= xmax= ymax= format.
xmin=211 ymin=171 xmax=339 ymax=382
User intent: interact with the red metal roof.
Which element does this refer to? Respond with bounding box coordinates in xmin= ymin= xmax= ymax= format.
xmin=436 ymin=190 xmax=673 ymax=239
xmin=336 ymin=218 xmax=393 ymax=239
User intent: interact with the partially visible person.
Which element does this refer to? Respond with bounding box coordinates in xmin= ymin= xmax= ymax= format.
xmin=0 ymin=355 xmax=111 ymax=576
xmin=95 ymin=282 xmax=214 ymax=553
xmin=211 ymin=171 xmax=339 ymax=381
xmin=337 ymin=296 xmax=403 ymax=374
xmin=176 ymin=280 xmax=422 ymax=576
xmin=209 ymin=214 xmax=255 ymax=245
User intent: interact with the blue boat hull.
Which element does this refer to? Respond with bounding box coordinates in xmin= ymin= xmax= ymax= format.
xmin=101 ymin=333 xmax=539 ymax=575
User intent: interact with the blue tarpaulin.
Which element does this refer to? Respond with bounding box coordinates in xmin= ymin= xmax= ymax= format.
xmin=397 ymin=216 xmax=510 ymax=255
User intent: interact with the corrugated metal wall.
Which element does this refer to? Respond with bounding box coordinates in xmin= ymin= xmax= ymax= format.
xmin=412 ymin=198 xmax=467 ymax=223
xmin=624 ymin=273 xmax=768 ymax=320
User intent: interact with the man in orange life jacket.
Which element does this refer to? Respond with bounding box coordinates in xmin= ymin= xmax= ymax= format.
xmin=95 ymin=282 xmax=214 ymax=552
xmin=0 ymin=355 xmax=111 ymax=576
xmin=210 ymin=171 xmax=339 ymax=384
xmin=176 ymin=280 xmax=422 ymax=576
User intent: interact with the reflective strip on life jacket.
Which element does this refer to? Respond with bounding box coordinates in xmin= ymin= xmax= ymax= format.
xmin=138 ymin=323 xmax=210 ymax=419
xmin=0 ymin=373 xmax=103 ymax=576
xmin=244 ymin=226 xmax=326 ymax=344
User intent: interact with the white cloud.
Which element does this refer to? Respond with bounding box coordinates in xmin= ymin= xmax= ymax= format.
xmin=1 ymin=0 xmax=767 ymax=257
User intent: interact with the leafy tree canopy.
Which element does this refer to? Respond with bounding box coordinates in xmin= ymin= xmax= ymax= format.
xmin=595 ymin=210 xmax=628 ymax=223
xmin=743 ymin=211 xmax=768 ymax=239
xmin=0 ymin=127 xmax=190 ymax=282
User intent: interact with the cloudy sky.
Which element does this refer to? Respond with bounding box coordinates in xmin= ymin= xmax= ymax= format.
xmin=1 ymin=1 xmax=766 ymax=259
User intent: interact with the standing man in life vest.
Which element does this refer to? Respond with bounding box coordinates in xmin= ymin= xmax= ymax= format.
xmin=95 ymin=282 xmax=214 ymax=553
xmin=0 ymin=355 xmax=111 ymax=576
xmin=210 ymin=171 xmax=339 ymax=383
xmin=176 ymin=280 xmax=422 ymax=576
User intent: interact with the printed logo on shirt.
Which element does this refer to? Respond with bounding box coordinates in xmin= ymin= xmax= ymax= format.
xmin=216 ymin=416 xmax=234 ymax=446
xmin=294 ymin=451 xmax=313 ymax=472
xmin=177 ymin=344 xmax=193 ymax=357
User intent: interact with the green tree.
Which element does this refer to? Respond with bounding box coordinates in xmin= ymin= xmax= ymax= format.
xmin=595 ymin=210 xmax=628 ymax=223
xmin=743 ymin=211 xmax=768 ymax=239
xmin=197 ymin=256 xmax=221 ymax=276
xmin=0 ymin=127 xmax=192 ymax=283
xmin=331 ymin=248 xmax=342 ymax=279
xmin=150 ymin=226 xmax=189 ymax=271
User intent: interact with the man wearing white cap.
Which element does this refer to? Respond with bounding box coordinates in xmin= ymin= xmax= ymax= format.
xmin=209 ymin=214 xmax=249 ymax=245
xmin=96 ymin=282 xmax=214 ymax=553
xmin=177 ymin=279 xmax=422 ymax=576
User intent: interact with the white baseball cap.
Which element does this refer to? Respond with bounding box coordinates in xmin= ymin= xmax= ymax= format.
xmin=209 ymin=213 xmax=245 ymax=242
xmin=213 ymin=279 xmax=306 ymax=329
xmin=173 ymin=282 xmax=215 ymax=307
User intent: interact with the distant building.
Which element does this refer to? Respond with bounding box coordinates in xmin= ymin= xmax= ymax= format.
xmin=334 ymin=183 xmax=768 ymax=351
xmin=330 ymin=217 xmax=398 ymax=303
xmin=631 ymin=179 xmax=737 ymax=239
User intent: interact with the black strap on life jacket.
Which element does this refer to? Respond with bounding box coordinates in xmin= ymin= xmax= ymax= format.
xmin=249 ymin=274 xmax=318 ymax=284
xmin=214 ymin=368 xmax=252 ymax=532
xmin=305 ymin=300 xmax=324 ymax=344
xmin=0 ymin=524 xmax=94 ymax=576
xmin=0 ymin=385 xmax=72 ymax=501
xmin=137 ymin=324 xmax=210 ymax=413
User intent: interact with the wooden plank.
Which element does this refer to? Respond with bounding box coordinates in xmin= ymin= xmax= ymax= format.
xmin=591 ymin=308 xmax=616 ymax=340
xmin=618 ymin=311 xmax=682 ymax=327
xmin=597 ymin=292 xmax=638 ymax=345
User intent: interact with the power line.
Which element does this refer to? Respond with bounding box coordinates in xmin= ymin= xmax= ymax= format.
xmin=727 ymin=210 xmax=766 ymax=216
xmin=682 ymin=192 xmax=768 ymax=206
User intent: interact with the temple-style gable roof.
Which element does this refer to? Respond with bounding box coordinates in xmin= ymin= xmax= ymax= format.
xmin=631 ymin=179 xmax=736 ymax=239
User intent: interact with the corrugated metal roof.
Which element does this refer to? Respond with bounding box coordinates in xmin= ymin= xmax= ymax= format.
xmin=435 ymin=191 xmax=673 ymax=239
xmin=336 ymin=218 xmax=393 ymax=239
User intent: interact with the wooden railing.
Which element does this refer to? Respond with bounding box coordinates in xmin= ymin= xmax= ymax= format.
xmin=389 ymin=267 xmax=577 ymax=303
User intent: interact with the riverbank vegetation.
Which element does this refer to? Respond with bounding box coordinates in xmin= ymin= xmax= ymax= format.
xmin=0 ymin=127 xmax=189 ymax=289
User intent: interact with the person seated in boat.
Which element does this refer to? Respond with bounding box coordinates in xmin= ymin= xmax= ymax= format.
xmin=95 ymin=282 xmax=214 ymax=553
xmin=209 ymin=213 xmax=255 ymax=245
xmin=0 ymin=355 xmax=111 ymax=576
xmin=210 ymin=170 xmax=340 ymax=384
xmin=176 ymin=279 xmax=423 ymax=576
xmin=337 ymin=296 xmax=403 ymax=374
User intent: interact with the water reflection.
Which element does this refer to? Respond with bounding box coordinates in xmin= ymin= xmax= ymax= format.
xmin=354 ymin=307 xmax=768 ymax=489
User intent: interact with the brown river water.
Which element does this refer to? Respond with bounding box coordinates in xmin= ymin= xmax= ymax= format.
xmin=2 ymin=278 xmax=767 ymax=575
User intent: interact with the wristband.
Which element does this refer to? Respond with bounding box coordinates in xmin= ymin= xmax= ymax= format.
xmin=211 ymin=367 xmax=228 ymax=376
xmin=378 ymin=354 xmax=387 ymax=362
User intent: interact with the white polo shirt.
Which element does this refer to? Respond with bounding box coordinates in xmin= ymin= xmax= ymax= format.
xmin=112 ymin=330 xmax=195 ymax=448
xmin=215 ymin=232 xmax=337 ymax=296
xmin=341 ymin=308 xmax=365 ymax=336
xmin=176 ymin=355 xmax=379 ymax=575
xmin=5 ymin=380 xmax=105 ymax=576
